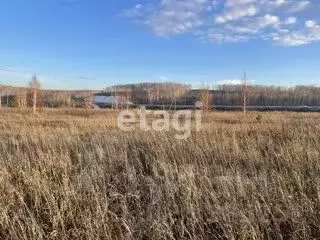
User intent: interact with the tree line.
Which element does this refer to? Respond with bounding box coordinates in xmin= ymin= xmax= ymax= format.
xmin=1 ymin=81 xmax=319 ymax=109
xmin=215 ymin=85 xmax=320 ymax=106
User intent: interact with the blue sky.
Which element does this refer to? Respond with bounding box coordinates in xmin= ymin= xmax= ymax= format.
xmin=0 ymin=0 xmax=319 ymax=89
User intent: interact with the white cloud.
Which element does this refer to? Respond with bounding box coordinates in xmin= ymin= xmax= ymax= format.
xmin=273 ymin=20 xmax=320 ymax=46
xmin=216 ymin=79 xmax=255 ymax=85
xmin=159 ymin=76 xmax=169 ymax=81
xmin=122 ymin=0 xmax=318 ymax=46
xmin=135 ymin=4 xmax=142 ymax=9
xmin=215 ymin=5 xmax=258 ymax=23
xmin=274 ymin=0 xmax=286 ymax=7
xmin=305 ymin=20 xmax=317 ymax=28
xmin=287 ymin=1 xmax=310 ymax=13
xmin=259 ymin=14 xmax=280 ymax=27
xmin=217 ymin=79 xmax=243 ymax=85
xmin=284 ymin=17 xmax=297 ymax=25
xmin=152 ymin=0 xmax=211 ymax=35
xmin=225 ymin=0 xmax=257 ymax=7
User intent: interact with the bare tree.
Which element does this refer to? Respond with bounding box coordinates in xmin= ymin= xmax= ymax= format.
xmin=242 ymin=72 xmax=248 ymax=116
xmin=28 ymin=75 xmax=41 ymax=114
xmin=200 ymin=89 xmax=212 ymax=111
xmin=0 ymin=85 xmax=3 ymax=108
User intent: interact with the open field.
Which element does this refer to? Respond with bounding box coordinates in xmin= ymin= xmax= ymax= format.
xmin=0 ymin=108 xmax=319 ymax=239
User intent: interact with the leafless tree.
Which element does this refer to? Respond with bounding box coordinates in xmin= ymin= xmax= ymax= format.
xmin=200 ymin=89 xmax=213 ymax=111
xmin=28 ymin=75 xmax=41 ymax=114
xmin=0 ymin=85 xmax=3 ymax=108
xmin=242 ymin=72 xmax=248 ymax=116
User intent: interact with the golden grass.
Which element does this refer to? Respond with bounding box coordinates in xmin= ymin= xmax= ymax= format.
xmin=0 ymin=108 xmax=319 ymax=239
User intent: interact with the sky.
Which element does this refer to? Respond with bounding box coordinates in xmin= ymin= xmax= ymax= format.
xmin=0 ymin=0 xmax=319 ymax=90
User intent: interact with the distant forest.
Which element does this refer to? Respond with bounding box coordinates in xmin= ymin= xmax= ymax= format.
xmin=1 ymin=82 xmax=319 ymax=108
xmin=215 ymin=85 xmax=320 ymax=106
xmin=109 ymin=83 xmax=320 ymax=106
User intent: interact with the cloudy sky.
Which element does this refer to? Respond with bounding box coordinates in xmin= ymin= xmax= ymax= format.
xmin=0 ymin=0 xmax=319 ymax=89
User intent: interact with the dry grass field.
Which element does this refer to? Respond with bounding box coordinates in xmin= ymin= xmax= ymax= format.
xmin=0 ymin=108 xmax=319 ymax=239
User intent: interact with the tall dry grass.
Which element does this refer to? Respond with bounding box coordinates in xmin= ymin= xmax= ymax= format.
xmin=0 ymin=108 xmax=319 ymax=239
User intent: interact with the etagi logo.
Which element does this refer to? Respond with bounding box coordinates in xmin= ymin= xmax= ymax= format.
xmin=117 ymin=104 xmax=202 ymax=140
